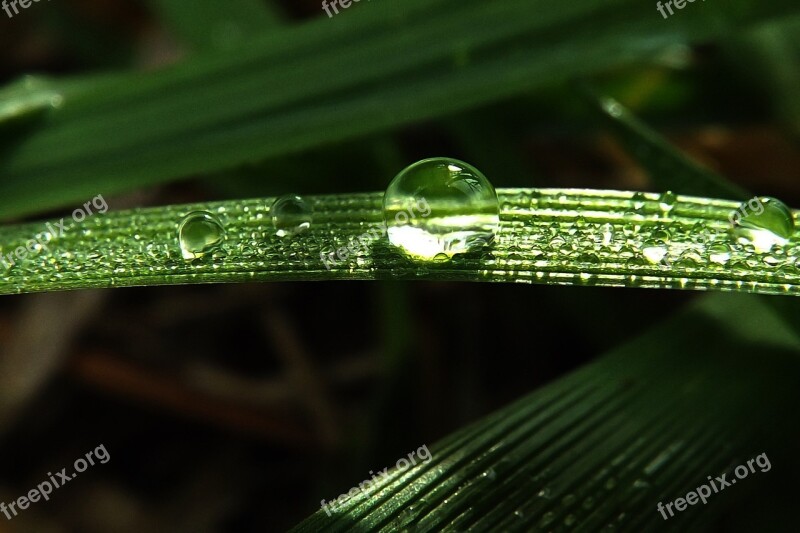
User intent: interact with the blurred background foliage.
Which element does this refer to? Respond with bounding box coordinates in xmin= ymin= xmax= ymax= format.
xmin=0 ymin=0 xmax=799 ymax=531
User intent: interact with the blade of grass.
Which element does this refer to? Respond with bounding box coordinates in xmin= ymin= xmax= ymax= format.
xmin=1 ymin=188 xmax=798 ymax=296
xmin=290 ymin=292 xmax=800 ymax=531
xmin=587 ymin=85 xmax=800 ymax=336
xmin=583 ymin=87 xmax=750 ymax=200
xmin=1 ymin=0 xmax=798 ymax=220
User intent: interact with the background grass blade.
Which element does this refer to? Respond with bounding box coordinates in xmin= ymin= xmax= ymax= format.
xmin=1 ymin=0 xmax=798 ymax=220
xmin=584 ymin=88 xmax=750 ymax=200
xmin=290 ymin=292 xmax=800 ymax=532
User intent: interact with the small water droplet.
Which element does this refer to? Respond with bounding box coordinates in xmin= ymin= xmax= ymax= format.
xmin=731 ymin=197 xmax=794 ymax=253
xmin=642 ymin=244 xmax=668 ymax=264
xmin=708 ymin=243 xmax=731 ymax=265
xmin=658 ymin=191 xmax=677 ymax=213
xmin=383 ymin=158 xmax=500 ymax=260
xmin=602 ymin=98 xmax=623 ymax=118
xmin=271 ymin=194 xmax=313 ymax=237
xmin=481 ymin=468 xmax=496 ymax=480
xmin=600 ymin=223 xmax=615 ymax=246
xmin=178 ymin=211 xmax=225 ymax=260
xmin=651 ymin=225 xmax=671 ymax=243
xmin=538 ymin=487 xmax=552 ymax=499
xmin=631 ymin=192 xmax=648 ymax=213
xmin=605 ymin=477 xmax=616 ymax=490
xmin=564 ymin=514 xmax=577 ymax=526
xmin=582 ymin=496 xmax=595 ymax=510
xmin=675 ymin=251 xmax=701 ymax=265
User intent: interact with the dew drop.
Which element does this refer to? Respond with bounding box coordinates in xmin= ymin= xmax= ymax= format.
xmin=651 ymin=224 xmax=671 ymax=243
xmin=600 ymin=223 xmax=616 ymax=246
xmin=731 ymin=197 xmax=794 ymax=253
xmin=564 ymin=514 xmax=577 ymax=526
xmin=271 ymin=194 xmax=313 ymax=237
xmin=602 ymin=98 xmax=624 ymax=118
xmin=658 ymin=191 xmax=677 ymax=213
xmin=178 ymin=211 xmax=225 ymax=260
xmin=708 ymin=243 xmax=731 ymax=265
xmin=383 ymin=158 xmax=500 ymax=260
xmin=642 ymin=244 xmax=668 ymax=265
xmin=632 ymin=192 xmax=647 ymax=212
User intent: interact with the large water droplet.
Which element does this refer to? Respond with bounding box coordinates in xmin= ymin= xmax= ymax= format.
xmin=178 ymin=211 xmax=225 ymax=260
xmin=271 ymin=194 xmax=313 ymax=237
xmin=731 ymin=197 xmax=794 ymax=253
xmin=383 ymin=158 xmax=500 ymax=260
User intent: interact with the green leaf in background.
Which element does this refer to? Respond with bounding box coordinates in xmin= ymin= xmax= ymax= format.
xmin=1 ymin=0 xmax=799 ymax=220
xmin=584 ymin=87 xmax=750 ymax=201
xmin=291 ymin=292 xmax=800 ymax=532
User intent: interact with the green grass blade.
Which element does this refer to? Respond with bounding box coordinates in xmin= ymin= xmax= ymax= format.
xmin=1 ymin=0 xmax=798 ymax=220
xmin=1 ymin=188 xmax=798 ymax=296
xmin=586 ymin=89 xmax=750 ymax=200
xmin=289 ymin=292 xmax=800 ymax=531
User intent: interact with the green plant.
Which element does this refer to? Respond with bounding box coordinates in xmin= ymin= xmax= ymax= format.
xmin=1 ymin=0 xmax=799 ymax=531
